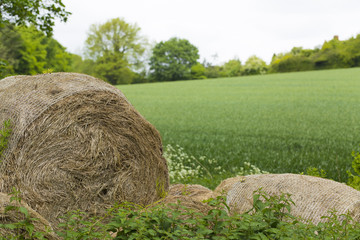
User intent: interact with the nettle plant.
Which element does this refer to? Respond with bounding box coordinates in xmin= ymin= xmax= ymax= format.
xmin=347 ymin=149 xmax=360 ymax=191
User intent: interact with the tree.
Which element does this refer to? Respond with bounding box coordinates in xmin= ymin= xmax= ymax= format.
xmin=94 ymin=52 xmax=134 ymax=85
xmin=43 ymin=37 xmax=72 ymax=72
xmin=16 ymin=25 xmax=47 ymax=74
xmin=0 ymin=0 xmax=70 ymax=36
xmin=243 ymin=55 xmax=267 ymax=75
xmin=222 ymin=59 xmax=242 ymax=77
xmin=191 ymin=63 xmax=206 ymax=79
xmin=0 ymin=24 xmax=23 ymax=77
xmin=70 ymin=53 xmax=96 ymax=76
xmin=0 ymin=24 xmax=72 ymax=77
xmin=149 ymin=37 xmax=199 ymax=81
xmin=84 ymin=18 xmax=147 ymax=84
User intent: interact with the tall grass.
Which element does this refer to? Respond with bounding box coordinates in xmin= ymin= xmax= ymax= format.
xmin=118 ymin=68 xmax=360 ymax=183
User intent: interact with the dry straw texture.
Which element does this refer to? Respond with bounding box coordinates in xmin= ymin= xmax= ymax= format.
xmin=226 ymin=174 xmax=360 ymax=224
xmin=214 ymin=176 xmax=246 ymax=196
xmin=168 ymin=184 xmax=215 ymax=202
xmin=150 ymin=184 xmax=215 ymax=217
xmin=156 ymin=195 xmax=212 ymax=217
xmin=0 ymin=192 xmax=57 ymax=239
xmin=0 ymin=73 xmax=169 ymax=227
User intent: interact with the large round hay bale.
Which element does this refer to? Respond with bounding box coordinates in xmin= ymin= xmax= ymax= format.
xmin=226 ymin=174 xmax=360 ymax=224
xmin=0 ymin=73 xmax=169 ymax=227
xmin=0 ymin=192 xmax=57 ymax=239
xmin=168 ymin=184 xmax=215 ymax=201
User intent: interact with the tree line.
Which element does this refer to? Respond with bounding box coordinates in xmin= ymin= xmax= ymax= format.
xmin=1 ymin=6 xmax=360 ymax=84
xmin=269 ymin=35 xmax=360 ymax=73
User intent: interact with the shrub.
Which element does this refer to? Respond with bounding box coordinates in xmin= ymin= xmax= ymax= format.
xmin=305 ymin=166 xmax=327 ymax=178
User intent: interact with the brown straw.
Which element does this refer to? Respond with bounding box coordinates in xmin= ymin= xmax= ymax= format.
xmin=225 ymin=174 xmax=360 ymax=224
xmin=0 ymin=73 xmax=169 ymax=228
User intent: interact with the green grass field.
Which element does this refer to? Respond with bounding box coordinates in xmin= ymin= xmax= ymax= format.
xmin=118 ymin=68 xmax=360 ymax=184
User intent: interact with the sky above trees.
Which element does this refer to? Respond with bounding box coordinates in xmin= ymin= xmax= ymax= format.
xmin=54 ymin=0 xmax=359 ymax=65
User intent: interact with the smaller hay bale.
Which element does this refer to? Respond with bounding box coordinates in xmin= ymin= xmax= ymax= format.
xmin=0 ymin=192 xmax=57 ymax=239
xmin=168 ymin=184 xmax=215 ymax=202
xmin=226 ymin=174 xmax=360 ymax=224
xmin=156 ymin=195 xmax=213 ymax=217
xmin=149 ymin=184 xmax=216 ymax=218
xmin=214 ymin=176 xmax=247 ymax=196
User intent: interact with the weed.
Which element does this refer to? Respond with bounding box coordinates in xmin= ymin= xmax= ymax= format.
xmin=347 ymin=149 xmax=360 ymax=191
xmin=0 ymin=188 xmax=50 ymax=240
xmin=164 ymin=144 xmax=267 ymax=189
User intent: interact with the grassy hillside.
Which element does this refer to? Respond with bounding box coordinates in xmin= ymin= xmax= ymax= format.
xmin=117 ymin=68 xmax=360 ymax=183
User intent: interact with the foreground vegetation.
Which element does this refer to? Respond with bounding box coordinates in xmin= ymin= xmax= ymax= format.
xmin=118 ymin=68 xmax=360 ymax=184
xmin=2 ymin=188 xmax=360 ymax=239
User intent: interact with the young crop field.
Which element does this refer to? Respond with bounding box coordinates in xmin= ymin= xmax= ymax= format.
xmin=118 ymin=68 xmax=360 ymax=186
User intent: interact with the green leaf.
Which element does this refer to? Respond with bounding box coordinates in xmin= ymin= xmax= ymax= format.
xmin=19 ymin=206 xmax=30 ymax=218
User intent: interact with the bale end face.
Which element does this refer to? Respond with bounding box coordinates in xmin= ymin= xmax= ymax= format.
xmin=0 ymin=73 xmax=169 ymax=227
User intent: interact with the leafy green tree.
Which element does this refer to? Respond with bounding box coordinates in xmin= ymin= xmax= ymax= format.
xmin=243 ymin=55 xmax=267 ymax=75
xmin=204 ymin=65 xmax=226 ymax=79
xmin=222 ymin=59 xmax=242 ymax=77
xmin=342 ymin=35 xmax=360 ymax=67
xmin=191 ymin=63 xmax=206 ymax=79
xmin=94 ymin=52 xmax=134 ymax=85
xmin=17 ymin=25 xmax=47 ymax=74
xmin=149 ymin=37 xmax=199 ymax=81
xmin=0 ymin=24 xmax=73 ymax=77
xmin=270 ymin=54 xmax=314 ymax=73
xmin=43 ymin=37 xmax=72 ymax=72
xmin=269 ymin=35 xmax=360 ymax=73
xmin=270 ymin=47 xmax=319 ymax=73
xmin=0 ymin=24 xmax=23 ymax=77
xmin=313 ymin=37 xmax=347 ymax=70
xmin=84 ymin=18 xmax=147 ymax=84
xmin=70 ymin=54 xmax=96 ymax=76
xmin=0 ymin=0 xmax=70 ymax=36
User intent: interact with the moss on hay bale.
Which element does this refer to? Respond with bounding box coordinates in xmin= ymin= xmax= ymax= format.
xmin=0 ymin=192 xmax=57 ymax=239
xmin=226 ymin=174 xmax=360 ymax=224
xmin=0 ymin=73 xmax=169 ymax=227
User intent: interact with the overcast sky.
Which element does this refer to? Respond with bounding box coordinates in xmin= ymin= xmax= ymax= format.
xmin=53 ymin=0 xmax=360 ymax=64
